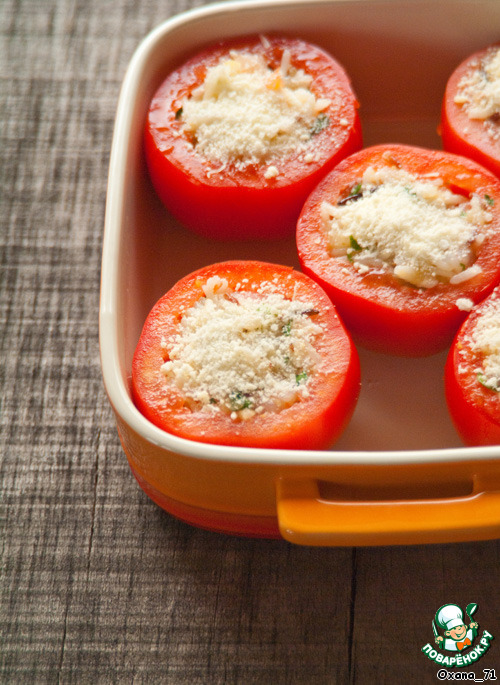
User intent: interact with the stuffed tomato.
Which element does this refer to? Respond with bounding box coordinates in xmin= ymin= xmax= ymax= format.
xmin=144 ymin=34 xmax=361 ymax=240
xmin=445 ymin=287 xmax=500 ymax=446
xmin=296 ymin=144 xmax=500 ymax=356
xmin=440 ymin=44 xmax=500 ymax=179
xmin=132 ymin=261 xmax=360 ymax=450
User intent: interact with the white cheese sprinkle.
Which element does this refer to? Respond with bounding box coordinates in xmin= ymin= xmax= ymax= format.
xmin=454 ymin=46 xmax=500 ymax=141
xmin=462 ymin=294 xmax=500 ymax=391
xmin=264 ymin=165 xmax=279 ymax=179
xmin=456 ymin=297 xmax=475 ymax=311
xmin=180 ymin=48 xmax=332 ymax=171
xmin=161 ymin=278 xmax=323 ymax=419
xmin=321 ymin=165 xmax=492 ymax=288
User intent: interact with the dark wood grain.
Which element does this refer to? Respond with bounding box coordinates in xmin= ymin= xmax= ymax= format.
xmin=1 ymin=1 xmax=500 ymax=683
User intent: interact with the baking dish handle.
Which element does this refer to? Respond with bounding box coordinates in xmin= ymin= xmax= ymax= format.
xmin=276 ymin=478 xmax=500 ymax=546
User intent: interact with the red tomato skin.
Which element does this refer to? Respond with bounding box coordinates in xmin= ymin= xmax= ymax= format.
xmin=440 ymin=44 xmax=500 ymax=179
xmin=296 ymin=144 xmax=500 ymax=357
xmin=132 ymin=261 xmax=360 ymax=450
xmin=144 ymin=35 xmax=362 ymax=241
xmin=445 ymin=289 xmax=500 ymax=446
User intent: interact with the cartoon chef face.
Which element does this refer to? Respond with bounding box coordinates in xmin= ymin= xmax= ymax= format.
xmin=446 ymin=622 xmax=468 ymax=641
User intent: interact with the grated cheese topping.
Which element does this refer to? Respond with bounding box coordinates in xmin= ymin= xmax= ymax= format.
xmin=454 ymin=46 xmax=500 ymax=141
xmin=160 ymin=277 xmax=323 ymax=420
xmin=321 ymin=165 xmax=492 ymax=288
xmin=462 ymin=294 xmax=500 ymax=392
xmin=179 ymin=46 xmax=332 ymax=174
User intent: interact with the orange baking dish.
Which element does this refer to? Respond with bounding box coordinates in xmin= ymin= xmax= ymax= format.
xmin=100 ymin=0 xmax=500 ymax=546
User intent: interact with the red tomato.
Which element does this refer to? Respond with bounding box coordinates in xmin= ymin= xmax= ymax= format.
xmin=144 ymin=35 xmax=362 ymax=240
xmin=445 ymin=287 xmax=500 ymax=446
xmin=296 ymin=144 xmax=500 ymax=356
xmin=440 ymin=44 xmax=500 ymax=179
xmin=132 ymin=261 xmax=360 ymax=450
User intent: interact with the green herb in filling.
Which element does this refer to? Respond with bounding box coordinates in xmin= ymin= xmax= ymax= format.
xmin=310 ymin=113 xmax=330 ymax=136
xmin=228 ymin=390 xmax=253 ymax=411
xmin=477 ymin=373 xmax=500 ymax=392
xmin=295 ymin=371 xmax=308 ymax=385
xmin=349 ymin=235 xmax=362 ymax=252
xmin=337 ymin=183 xmax=363 ymax=206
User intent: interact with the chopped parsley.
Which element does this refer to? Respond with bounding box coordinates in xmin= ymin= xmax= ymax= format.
xmin=477 ymin=374 xmax=500 ymax=392
xmin=310 ymin=113 xmax=330 ymax=136
xmin=349 ymin=235 xmax=362 ymax=252
xmin=228 ymin=390 xmax=253 ymax=410
xmin=338 ymin=183 xmax=363 ymax=206
xmin=295 ymin=371 xmax=308 ymax=385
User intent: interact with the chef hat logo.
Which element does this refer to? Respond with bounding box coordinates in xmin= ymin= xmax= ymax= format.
xmin=424 ymin=602 xmax=494 ymax=665
xmin=435 ymin=604 xmax=465 ymax=631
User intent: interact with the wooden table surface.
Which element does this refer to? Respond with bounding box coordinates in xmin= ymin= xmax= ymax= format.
xmin=2 ymin=0 xmax=500 ymax=682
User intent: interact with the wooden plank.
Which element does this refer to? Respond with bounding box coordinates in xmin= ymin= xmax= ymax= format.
xmin=2 ymin=1 xmax=500 ymax=683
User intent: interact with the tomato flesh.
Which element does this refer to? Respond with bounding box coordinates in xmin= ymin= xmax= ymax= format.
xmin=296 ymin=144 xmax=500 ymax=356
xmin=145 ymin=35 xmax=362 ymax=240
xmin=440 ymin=44 xmax=500 ymax=179
xmin=132 ymin=261 xmax=360 ymax=450
xmin=445 ymin=287 xmax=500 ymax=446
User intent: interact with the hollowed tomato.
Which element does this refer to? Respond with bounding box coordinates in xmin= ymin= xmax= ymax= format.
xmin=296 ymin=144 xmax=500 ymax=356
xmin=445 ymin=287 xmax=500 ymax=446
xmin=440 ymin=44 xmax=500 ymax=179
xmin=132 ymin=261 xmax=360 ymax=450
xmin=144 ymin=34 xmax=362 ymax=240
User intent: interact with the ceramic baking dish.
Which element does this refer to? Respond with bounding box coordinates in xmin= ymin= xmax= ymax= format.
xmin=100 ymin=0 xmax=500 ymax=546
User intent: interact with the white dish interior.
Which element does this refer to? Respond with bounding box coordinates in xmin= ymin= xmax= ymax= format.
xmin=100 ymin=0 xmax=500 ymax=464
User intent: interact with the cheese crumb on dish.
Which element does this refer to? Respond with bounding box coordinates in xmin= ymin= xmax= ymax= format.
xmin=179 ymin=47 xmax=331 ymax=171
xmin=321 ymin=166 xmax=492 ymax=288
xmin=160 ymin=277 xmax=323 ymax=420
xmin=454 ymin=46 xmax=500 ymax=141
xmin=461 ymin=294 xmax=500 ymax=391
